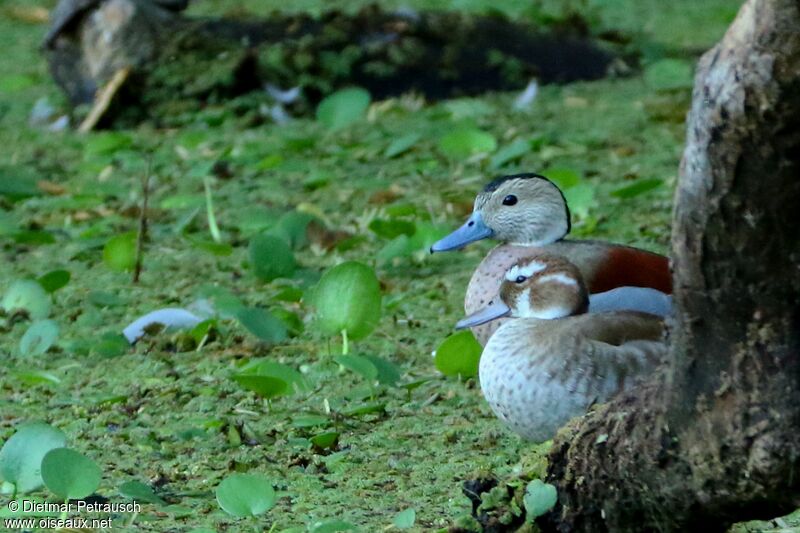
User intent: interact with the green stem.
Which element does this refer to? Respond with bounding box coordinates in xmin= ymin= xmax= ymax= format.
xmin=203 ymin=177 xmax=222 ymax=243
xmin=341 ymin=329 xmax=349 ymax=355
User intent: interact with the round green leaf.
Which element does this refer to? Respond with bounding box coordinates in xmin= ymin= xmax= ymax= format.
xmin=0 ymin=422 xmax=67 ymax=493
xmin=41 ymin=448 xmax=102 ymax=500
xmin=240 ymin=360 xmax=310 ymax=392
xmin=310 ymin=431 xmax=339 ymax=450
xmin=249 ymin=233 xmax=296 ymax=282
xmin=393 ymin=508 xmax=416 ymax=529
xmin=316 ymin=87 xmax=371 ymax=130
xmin=19 ymin=319 xmax=60 ymax=356
xmin=103 ymin=232 xmax=137 ymax=272
xmin=235 ymin=307 xmax=288 ymax=343
xmin=119 ymin=480 xmax=165 ymax=505
xmin=36 ymin=270 xmax=70 ymax=293
xmin=438 ymin=128 xmax=497 ymax=159
xmin=313 ymin=261 xmax=382 ymax=341
xmin=2 ymin=279 xmax=51 ymax=319
xmin=434 ymin=330 xmax=482 ymax=378
xmin=311 ymin=521 xmax=356 ymax=533
xmin=215 ymin=473 xmax=276 ymax=517
xmin=232 ymin=374 xmax=290 ymax=399
xmin=334 ymin=354 xmax=378 ymax=381
xmin=524 ymin=479 xmax=558 ymax=519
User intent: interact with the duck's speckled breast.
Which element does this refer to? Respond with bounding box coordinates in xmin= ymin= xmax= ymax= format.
xmin=478 ymin=319 xmax=591 ymax=442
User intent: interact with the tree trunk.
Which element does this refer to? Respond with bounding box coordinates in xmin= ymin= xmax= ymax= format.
xmin=542 ymin=0 xmax=800 ymax=531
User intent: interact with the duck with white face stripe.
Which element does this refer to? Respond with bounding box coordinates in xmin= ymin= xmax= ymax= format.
xmin=432 ymin=173 xmax=672 ymax=345
xmin=456 ymin=253 xmax=666 ymax=442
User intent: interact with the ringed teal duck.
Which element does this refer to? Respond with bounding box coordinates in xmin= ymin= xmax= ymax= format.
xmin=456 ymin=253 xmax=666 ymax=442
xmin=432 ymin=173 xmax=671 ymax=345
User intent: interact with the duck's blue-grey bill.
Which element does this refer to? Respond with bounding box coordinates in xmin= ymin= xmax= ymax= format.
xmin=429 ymin=212 xmax=494 ymax=253
xmin=455 ymin=300 xmax=511 ymax=330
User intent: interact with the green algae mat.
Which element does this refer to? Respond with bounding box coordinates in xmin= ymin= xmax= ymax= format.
xmin=4 ymin=0 xmax=794 ymax=531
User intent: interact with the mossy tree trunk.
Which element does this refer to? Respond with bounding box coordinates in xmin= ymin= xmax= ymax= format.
xmin=542 ymin=0 xmax=800 ymax=530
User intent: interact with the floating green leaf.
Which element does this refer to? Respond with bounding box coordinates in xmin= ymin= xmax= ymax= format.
xmin=310 ymin=431 xmax=339 ymax=450
xmin=215 ymin=473 xmax=276 ymax=517
xmin=489 ymin=139 xmax=530 ymax=169
xmin=103 ymin=232 xmax=137 ymax=272
xmin=239 ymin=360 xmax=310 ymax=393
xmin=363 ymin=355 xmax=402 ymax=386
xmin=311 ymin=520 xmax=356 ymax=533
xmin=269 ymin=211 xmax=315 ymax=249
xmin=232 ymin=375 xmax=290 ymax=399
xmin=393 ymin=508 xmax=416 ymax=529
xmin=0 ymin=422 xmax=67 ymax=493
xmin=236 ymin=307 xmax=288 ymax=343
xmin=434 ymin=330 xmax=482 ymax=378
xmin=36 ymin=270 xmax=70 ymax=293
xmin=19 ymin=319 xmax=59 ymax=356
xmin=316 ymin=87 xmax=371 ymax=130
xmin=438 ymin=128 xmax=497 ymax=159
xmin=312 ymin=262 xmax=382 ymax=341
xmin=334 ymin=354 xmax=378 ymax=381
xmin=249 ymin=233 xmax=296 ymax=282
xmin=41 ymin=448 xmax=102 ymax=500
xmin=385 ymin=133 xmax=421 ymax=158
xmin=2 ymin=279 xmax=51 ymax=319
xmin=291 ymin=415 xmax=330 ymax=428
xmin=119 ymin=480 xmax=166 ymax=505
xmin=611 ymin=178 xmax=663 ymax=199
xmin=523 ymin=479 xmax=558 ymax=519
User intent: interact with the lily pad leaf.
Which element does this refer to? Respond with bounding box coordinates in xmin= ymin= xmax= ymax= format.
xmin=393 ymin=508 xmax=416 ymax=529
xmin=236 ymin=307 xmax=288 ymax=343
xmin=316 ymin=87 xmax=371 ymax=130
xmin=232 ymin=375 xmax=290 ymax=399
xmin=103 ymin=232 xmax=137 ymax=272
xmin=385 ymin=133 xmax=421 ymax=158
xmin=434 ymin=330 xmax=482 ymax=378
xmin=334 ymin=354 xmax=378 ymax=381
xmin=215 ymin=473 xmax=276 ymax=517
xmin=312 ymin=262 xmax=382 ymax=341
xmin=41 ymin=448 xmax=102 ymax=500
xmin=2 ymin=279 xmax=51 ymax=319
xmin=489 ymin=139 xmax=530 ymax=169
xmin=119 ymin=480 xmax=166 ymax=505
xmin=20 ymin=319 xmax=60 ymax=356
xmin=36 ymin=270 xmax=70 ymax=293
xmin=0 ymin=422 xmax=67 ymax=493
xmin=249 ymin=233 xmax=296 ymax=282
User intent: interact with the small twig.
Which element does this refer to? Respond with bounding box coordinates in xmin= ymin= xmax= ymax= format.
xmin=78 ymin=67 xmax=130 ymax=133
xmin=133 ymin=158 xmax=152 ymax=283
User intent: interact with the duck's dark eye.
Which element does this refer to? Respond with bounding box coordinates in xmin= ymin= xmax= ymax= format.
xmin=515 ymin=275 xmax=527 ymax=284
xmin=502 ymin=195 xmax=518 ymax=206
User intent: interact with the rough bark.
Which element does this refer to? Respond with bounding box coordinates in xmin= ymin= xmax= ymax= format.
xmin=541 ymin=0 xmax=800 ymax=531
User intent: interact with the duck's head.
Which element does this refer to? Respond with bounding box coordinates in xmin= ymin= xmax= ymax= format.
xmin=456 ymin=254 xmax=588 ymax=329
xmin=430 ymin=173 xmax=571 ymax=252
